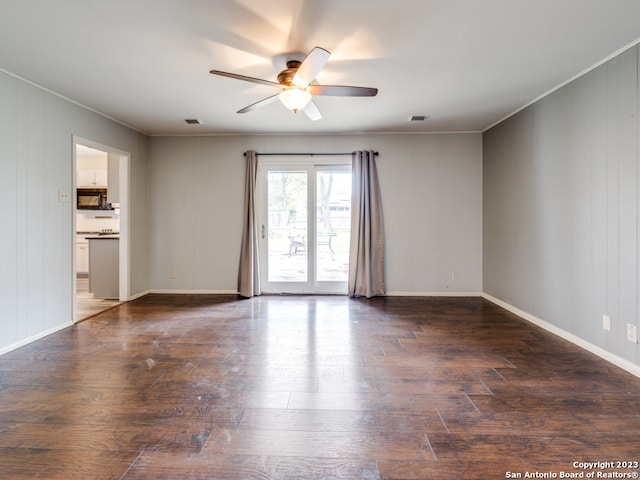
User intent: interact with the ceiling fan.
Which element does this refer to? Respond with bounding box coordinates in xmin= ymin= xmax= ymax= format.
xmin=210 ymin=46 xmax=378 ymax=121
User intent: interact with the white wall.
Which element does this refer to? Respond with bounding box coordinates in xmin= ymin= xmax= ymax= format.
xmin=0 ymin=71 xmax=149 ymax=354
xmin=483 ymin=45 xmax=640 ymax=369
xmin=148 ymin=133 xmax=483 ymax=295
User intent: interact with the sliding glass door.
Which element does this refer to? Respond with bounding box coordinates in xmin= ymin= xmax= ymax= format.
xmin=259 ymin=160 xmax=351 ymax=294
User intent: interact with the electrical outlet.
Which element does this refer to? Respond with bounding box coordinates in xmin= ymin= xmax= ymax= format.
xmin=58 ymin=189 xmax=70 ymax=202
xmin=170 ymin=268 xmax=177 ymax=279
xmin=451 ymin=271 xmax=458 ymax=281
xmin=602 ymin=315 xmax=611 ymax=332
xmin=627 ymin=323 xmax=638 ymax=343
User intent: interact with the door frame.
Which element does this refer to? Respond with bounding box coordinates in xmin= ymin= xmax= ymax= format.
xmin=72 ymin=136 xmax=130 ymax=322
xmin=258 ymin=156 xmax=351 ymax=294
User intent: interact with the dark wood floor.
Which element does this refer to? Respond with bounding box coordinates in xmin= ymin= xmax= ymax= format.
xmin=1 ymin=295 xmax=639 ymax=479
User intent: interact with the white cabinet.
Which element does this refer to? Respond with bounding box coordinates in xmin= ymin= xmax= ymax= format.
xmin=77 ymin=153 xmax=108 ymax=187
xmin=76 ymin=236 xmax=89 ymax=275
xmin=77 ymin=168 xmax=107 ymax=188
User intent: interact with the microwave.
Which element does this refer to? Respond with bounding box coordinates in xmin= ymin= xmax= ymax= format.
xmin=77 ymin=188 xmax=108 ymax=210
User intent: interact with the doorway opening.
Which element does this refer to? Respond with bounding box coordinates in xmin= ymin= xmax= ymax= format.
xmin=259 ymin=157 xmax=351 ymax=294
xmin=72 ymin=137 xmax=130 ymax=322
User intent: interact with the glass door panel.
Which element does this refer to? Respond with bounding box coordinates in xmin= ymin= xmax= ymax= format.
xmin=266 ymin=170 xmax=309 ymax=285
xmin=316 ymin=170 xmax=351 ymax=284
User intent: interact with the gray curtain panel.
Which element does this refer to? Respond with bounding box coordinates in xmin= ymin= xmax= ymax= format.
xmin=349 ymin=150 xmax=386 ymax=298
xmin=237 ymin=151 xmax=261 ymax=297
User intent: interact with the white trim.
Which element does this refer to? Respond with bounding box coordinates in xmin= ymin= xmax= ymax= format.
xmin=482 ymin=293 xmax=640 ymax=379
xmin=0 ymin=67 xmax=481 ymax=136
xmin=151 ymin=131 xmax=484 ymax=137
xmin=258 ymin=162 xmax=351 ymax=295
xmin=0 ymin=67 xmax=147 ymax=135
xmin=128 ymin=289 xmax=150 ymax=300
xmin=147 ymin=289 xmax=482 ymax=297
xmin=149 ymin=289 xmax=239 ymax=295
xmin=387 ymin=291 xmax=483 ymax=297
xmin=72 ymin=137 xmax=131 ymax=322
xmin=483 ymin=37 xmax=640 ymax=132
xmin=0 ymin=322 xmax=73 ymax=356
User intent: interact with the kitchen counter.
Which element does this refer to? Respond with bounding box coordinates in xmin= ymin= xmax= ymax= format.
xmin=81 ymin=230 xmax=119 ymax=240
xmin=85 ymin=235 xmax=120 ymax=240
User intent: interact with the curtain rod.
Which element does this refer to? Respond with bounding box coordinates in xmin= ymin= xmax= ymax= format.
xmin=244 ymin=151 xmax=378 ymax=157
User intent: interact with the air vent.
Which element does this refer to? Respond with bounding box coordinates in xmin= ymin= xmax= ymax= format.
xmin=185 ymin=118 xmax=201 ymax=125
xmin=410 ymin=115 xmax=429 ymax=122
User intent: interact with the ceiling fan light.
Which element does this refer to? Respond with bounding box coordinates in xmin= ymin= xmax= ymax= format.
xmin=278 ymin=88 xmax=312 ymax=113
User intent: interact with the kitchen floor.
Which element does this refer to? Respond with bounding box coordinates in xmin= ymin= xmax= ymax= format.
xmin=76 ymin=276 xmax=121 ymax=320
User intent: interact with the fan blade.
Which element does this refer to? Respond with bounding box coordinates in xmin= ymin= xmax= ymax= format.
xmin=237 ymin=93 xmax=280 ymax=114
xmin=292 ymin=47 xmax=330 ymax=88
xmin=307 ymin=85 xmax=378 ymax=97
xmin=210 ymin=70 xmax=284 ymax=89
xmin=302 ymin=99 xmax=322 ymax=121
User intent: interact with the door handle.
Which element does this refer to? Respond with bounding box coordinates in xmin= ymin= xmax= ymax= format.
xmin=262 ymin=225 xmax=266 ymax=239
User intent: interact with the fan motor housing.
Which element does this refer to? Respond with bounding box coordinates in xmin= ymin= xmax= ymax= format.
xmin=277 ymin=60 xmax=302 ymax=86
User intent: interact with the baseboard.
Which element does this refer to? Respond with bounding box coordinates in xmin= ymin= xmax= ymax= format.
xmin=482 ymin=292 xmax=640 ymax=379
xmin=144 ymin=290 xmax=483 ymax=297
xmin=145 ymin=290 xmax=481 ymax=297
xmin=148 ymin=289 xmax=240 ymax=295
xmin=128 ymin=289 xmax=151 ymax=301
xmin=125 ymin=289 xmax=239 ymax=300
xmin=0 ymin=321 xmax=73 ymax=356
xmin=387 ymin=291 xmax=483 ymax=297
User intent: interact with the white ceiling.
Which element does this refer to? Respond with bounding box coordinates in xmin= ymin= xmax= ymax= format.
xmin=2 ymin=0 xmax=640 ymax=136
